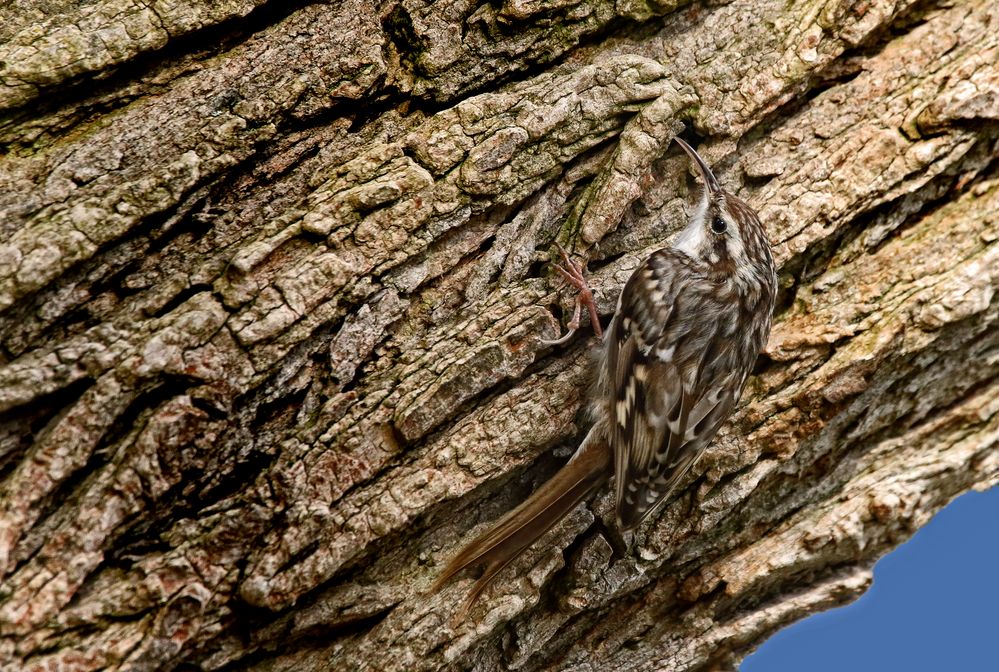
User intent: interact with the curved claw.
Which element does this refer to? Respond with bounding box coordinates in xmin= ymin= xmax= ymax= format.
xmin=547 ymin=244 xmax=603 ymax=341
xmin=540 ymin=328 xmax=579 ymax=347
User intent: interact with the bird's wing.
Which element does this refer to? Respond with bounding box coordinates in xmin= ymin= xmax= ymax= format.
xmin=607 ymin=251 xmax=740 ymax=530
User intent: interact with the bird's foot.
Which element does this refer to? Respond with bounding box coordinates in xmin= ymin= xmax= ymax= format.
xmin=541 ymin=244 xmax=603 ymax=345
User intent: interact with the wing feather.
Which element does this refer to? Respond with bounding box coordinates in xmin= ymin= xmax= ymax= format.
xmin=607 ymin=251 xmax=744 ymax=530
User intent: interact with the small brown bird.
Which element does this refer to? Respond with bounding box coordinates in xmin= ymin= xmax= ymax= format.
xmin=433 ymin=137 xmax=778 ymax=615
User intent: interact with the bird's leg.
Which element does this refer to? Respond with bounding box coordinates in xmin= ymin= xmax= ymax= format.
xmin=542 ymin=244 xmax=603 ymax=345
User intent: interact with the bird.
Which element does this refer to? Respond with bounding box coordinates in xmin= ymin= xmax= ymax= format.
xmin=432 ymin=136 xmax=778 ymax=617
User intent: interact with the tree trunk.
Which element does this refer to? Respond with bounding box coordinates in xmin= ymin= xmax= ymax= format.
xmin=0 ymin=1 xmax=996 ymax=670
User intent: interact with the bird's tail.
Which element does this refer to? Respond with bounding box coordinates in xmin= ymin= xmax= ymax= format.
xmin=431 ymin=425 xmax=611 ymax=618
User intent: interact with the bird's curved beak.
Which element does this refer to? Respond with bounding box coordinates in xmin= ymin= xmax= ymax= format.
xmin=674 ymin=137 xmax=721 ymax=195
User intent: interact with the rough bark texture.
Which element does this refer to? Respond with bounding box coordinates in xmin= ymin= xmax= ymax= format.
xmin=0 ymin=1 xmax=996 ymax=671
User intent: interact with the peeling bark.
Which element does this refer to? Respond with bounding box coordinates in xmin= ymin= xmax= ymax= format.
xmin=0 ymin=1 xmax=996 ymax=671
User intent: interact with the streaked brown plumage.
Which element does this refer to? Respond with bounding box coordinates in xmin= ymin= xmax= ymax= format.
xmin=433 ymin=137 xmax=777 ymax=616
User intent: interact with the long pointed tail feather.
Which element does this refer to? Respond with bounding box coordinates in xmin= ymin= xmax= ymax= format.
xmin=431 ymin=425 xmax=611 ymax=616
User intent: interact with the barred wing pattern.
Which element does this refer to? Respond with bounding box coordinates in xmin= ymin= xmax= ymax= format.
xmin=606 ymin=249 xmax=759 ymax=529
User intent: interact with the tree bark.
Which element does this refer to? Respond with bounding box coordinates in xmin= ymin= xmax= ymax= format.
xmin=0 ymin=1 xmax=996 ymax=670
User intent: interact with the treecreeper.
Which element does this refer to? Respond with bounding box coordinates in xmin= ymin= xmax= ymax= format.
xmin=432 ymin=136 xmax=779 ymax=617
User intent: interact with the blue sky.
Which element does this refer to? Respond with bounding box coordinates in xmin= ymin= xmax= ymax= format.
xmin=741 ymin=485 xmax=999 ymax=671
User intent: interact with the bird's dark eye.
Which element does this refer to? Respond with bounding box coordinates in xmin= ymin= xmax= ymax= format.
xmin=711 ymin=216 xmax=727 ymax=234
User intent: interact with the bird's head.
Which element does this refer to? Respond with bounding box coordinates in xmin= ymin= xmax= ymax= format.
xmin=671 ymin=137 xmax=772 ymax=282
